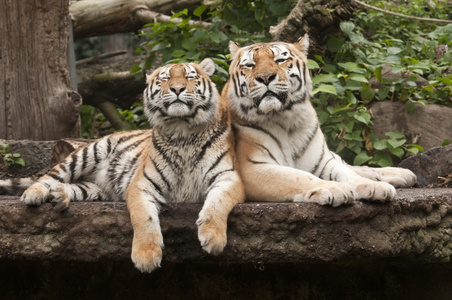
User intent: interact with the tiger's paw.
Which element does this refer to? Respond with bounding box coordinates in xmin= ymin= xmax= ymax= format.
xmin=131 ymin=233 xmax=164 ymax=273
xmin=21 ymin=184 xmax=50 ymax=206
xmin=197 ymin=217 xmax=227 ymax=255
xmin=353 ymin=180 xmax=396 ymax=202
xmin=377 ymin=167 xmax=417 ymax=188
xmin=49 ymin=184 xmax=71 ymax=211
xmin=294 ymin=183 xmax=357 ymax=207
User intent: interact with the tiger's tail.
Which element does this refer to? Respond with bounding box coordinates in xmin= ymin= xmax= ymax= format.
xmin=0 ymin=177 xmax=35 ymax=196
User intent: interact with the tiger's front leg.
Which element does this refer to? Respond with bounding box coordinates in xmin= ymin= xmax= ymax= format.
xmin=197 ymin=171 xmax=244 ymax=255
xmin=126 ymin=178 xmax=165 ymax=273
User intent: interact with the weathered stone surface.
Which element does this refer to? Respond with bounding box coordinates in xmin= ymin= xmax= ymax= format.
xmin=370 ymin=101 xmax=452 ymax=151
xmin=399 ymin=145 xmax=452 ymax=187
xmin=1 ymin=140 xmax=56 ymax=177
xmin=1 ymin=188 xmax=452 ymax=265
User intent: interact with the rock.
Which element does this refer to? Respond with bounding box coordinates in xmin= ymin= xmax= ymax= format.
xmin=1 ymin=188 xmax=452 ymax=264
xmin=399 ymin=144 xmax=452 ymax=187
xmin=1 ymin=140 xmax=56 ymax=178
xmin=370 ymin=101 xmax=452 ymax=151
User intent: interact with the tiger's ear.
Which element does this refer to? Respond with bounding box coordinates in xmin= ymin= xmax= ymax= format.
xmin=229 ymin=41 xmax=241 ymax=57
xmin=199 ymin=58 xmax=215 ymax=77
xmin=295 ymin=34 xmax=309 ymax=57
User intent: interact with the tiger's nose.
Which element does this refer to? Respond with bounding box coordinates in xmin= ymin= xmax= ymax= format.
xmin=170 ymin=85 xmax=186 ymax=95
xmin=256 ymin=73 xmax=277 ymax=85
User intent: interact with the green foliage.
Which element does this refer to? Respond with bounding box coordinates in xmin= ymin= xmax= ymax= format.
xmin=310 ymin=0 xmax=451 ymax=166
xmin=82 ymin=0 xmax=450 ymax=167
xmin=131 ymin=0 xmax=296 ymax=86
xmin=123 ymin=0 xmax=295 ymax=129
xmin=0 ymin=141 xmax=25 ymax=168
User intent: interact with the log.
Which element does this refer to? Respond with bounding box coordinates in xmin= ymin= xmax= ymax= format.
xmin=270 ymin=0 xmax=359 ymax=56
xmin=50 ymin=139 xmax=93 ymax=167
xmin=70 ymin=0 xmax=205 ymax=39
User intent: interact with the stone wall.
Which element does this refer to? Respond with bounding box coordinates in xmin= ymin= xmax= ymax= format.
xmin=2 ymin=188 xmax=452 ymax=299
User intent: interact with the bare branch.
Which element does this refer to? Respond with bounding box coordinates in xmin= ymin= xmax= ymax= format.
xmin=76 ymin=50 xmax=128 ymax=66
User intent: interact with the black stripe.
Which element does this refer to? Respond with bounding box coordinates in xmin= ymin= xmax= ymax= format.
xmin=292 ymin=123 xmax=319 ymax=162
xmin=151 ymin=158 xmax=171 ymax=190
xmin=204 ymin=149 xmax=230 ymax=180
xmin=118 ymin=156 xmax=139 ymax=188
xmin=247 ymin=158 xmax=269 ymax=165
xmin=152 ymin=133 xmax=181 ymax=171
xmin=310 ymin=143 xmax=325 ymax=175
xmin=232 ymin=73 xmax=240 ymax=97
xmin=192 ymin=122 xmax=228 ymax=168
xmin=78 ymin=184 xmax=88 ymax=200
xmin=69 ymin=153 xmax=78 ymax=182
xmin=106 ymin=138 xmax=112 ymax=155
xmin=255 ymin=143 xmax=279 ymax=164
xmin=59 ymin=164 xmax=67 ymax=173
xmin=82 ymin=147 xmax=89 ymax=171
xmin=319 ymin=157 xmax=334 ymax=180
xmin=239 ymin=123 xmax=282 ymax=148
xmin=93 ymin=142 xmax=100 ymax=164
xmin=143 ymin=169 xmax=164 ymax=197
xmin=48 ymin=172 xmax=65 ymax=183
xmin=208 ymin=168 xmax=234 ymax=187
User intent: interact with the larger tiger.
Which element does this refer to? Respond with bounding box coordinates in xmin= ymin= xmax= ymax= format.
xmin=223 ymin=35 xmax=416 ymax=206
xmin=2 ymin=59 xmax=244 ymax=273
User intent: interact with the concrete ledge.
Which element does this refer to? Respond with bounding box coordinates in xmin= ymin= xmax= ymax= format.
xmin=1 ymin=188 xmax=452 ymax=265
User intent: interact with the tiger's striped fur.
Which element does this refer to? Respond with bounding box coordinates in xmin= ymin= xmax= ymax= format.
xmin=223 ymin=35 xmax=416 ymax=206
xmin=6 ymin=59 xmax=244 ymax=272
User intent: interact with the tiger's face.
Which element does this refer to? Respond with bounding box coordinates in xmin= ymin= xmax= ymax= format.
xmin=144 ymin=59 xmax=218 ymax=132
xmin=227 ymin=35 xmax=312 ymax=122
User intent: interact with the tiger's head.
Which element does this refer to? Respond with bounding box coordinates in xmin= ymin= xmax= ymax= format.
xmin=225 ymin=35 xmax=312 ymax=123
xmin=144 ymin=58 xmax=220 ymax=134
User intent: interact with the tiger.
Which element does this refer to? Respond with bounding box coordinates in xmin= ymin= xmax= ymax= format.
xmin=222 ymin=35 xmax=417 ymax=207
xmin=1 ymin=59 xmax=244 ymax=273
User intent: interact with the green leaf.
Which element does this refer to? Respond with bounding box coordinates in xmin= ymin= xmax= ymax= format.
xmin=405 ymin=100 xmax=415 ymax=113
xmin=385 ymin=131 xmax=405 ymax=139
xmin=387 ymin=47 xmax=403 ymax=55
xmin=441 ymin=139 xmax=451 ymax=146
xmin=373 ymin=140 xmax=387 ymax=150
xmin=171 ymin=49 xmax=186 ymax=57
xmin=340 ymin=21 xmax=355 ymax=35
xmin=387 ymin=139 xmax=406 ymax=149
xmin=389 ymin=147 xmax=404 ymax=159
xmin=327 ymin=38 xmax=342 ymax=52
xmin=311 ymin=74 xmax=339 ymax=85
xmin=307 ymin=59 xmax=320 ymax=69
xmin=354 ymin=151 xmax=372 ymax=166
xmin=254 ymin=9 xmax=264 ymax=22
xmin=193 ymin=5 xmax=207 ymax=17
xmin=406 ymin=144 xmax=424 ymax=152
xmin=337 ymin=62 xmax=360 ymax=72
xmin=348 ymin=74 xmax=368 ymax=83
xmin=373 ymin=152 xmax=393 ymax=167
xmin=354 ymin=115 xmax=367 ymax=125
xmin=406 ymin=147 xmax=419 ymax=155
xmin=312 ymin=85 xmax=337 ymax=96
xmin=14 ymin=158 xmax=25 ymax=166
xmin=361 ymin=86 xmax=375 ymax=101
xmin=130 ymin=64 xmax=141 ymax=74
xmin=374 ymin=67 xmax=382 ymax=83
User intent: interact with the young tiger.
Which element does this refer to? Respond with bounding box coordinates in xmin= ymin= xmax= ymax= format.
xmin=4 ymin=59 xmax=244 ymax=273
xmin=223 ymin=35 xmax=416 ymax=207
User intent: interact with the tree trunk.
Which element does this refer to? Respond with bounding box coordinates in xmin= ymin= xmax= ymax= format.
xmin=270 ymin=0 xmax=359 ymax=57
xmin=0 ymin=0 xmax=81 ymax=140
xmin=70 ymin=0 xmax=204 ymax=39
